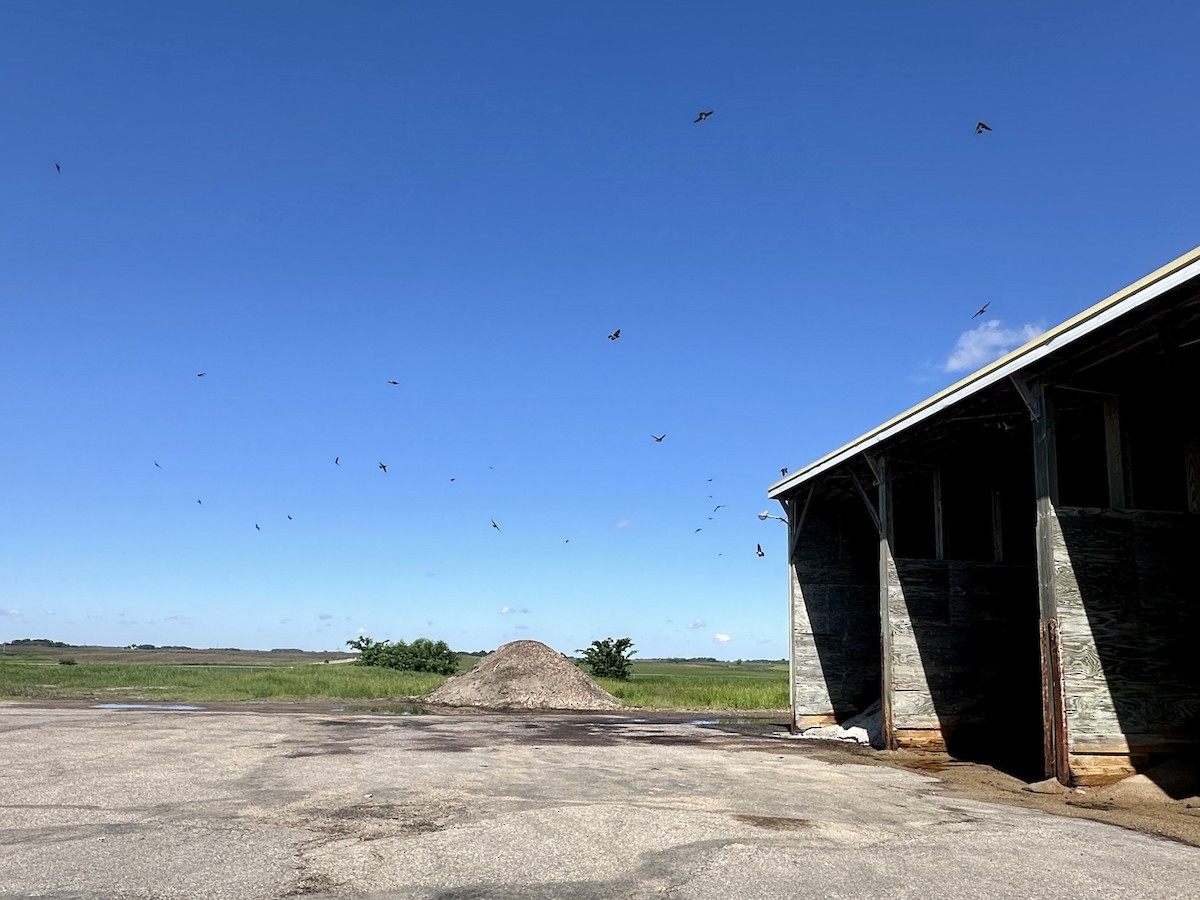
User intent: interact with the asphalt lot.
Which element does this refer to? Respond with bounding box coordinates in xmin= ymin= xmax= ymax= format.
xmin=2 ymin=703 xmax=1198 ymax=899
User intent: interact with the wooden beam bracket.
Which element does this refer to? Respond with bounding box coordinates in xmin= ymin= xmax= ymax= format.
xmin=848 ymin=468 xmax=882 ymax=535
xmin=1010 ymin=375 xmax=1039 ymax=422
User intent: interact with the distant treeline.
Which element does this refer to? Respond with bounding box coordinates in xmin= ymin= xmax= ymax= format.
xmin=2 ymin=640 xmax=353 ymax=654
xmin=650 ymin=657 xmax=787 ymax=665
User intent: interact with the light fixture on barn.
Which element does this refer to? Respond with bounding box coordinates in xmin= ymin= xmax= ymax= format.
xmin=757 ymin=510 xmax=789 ymax=525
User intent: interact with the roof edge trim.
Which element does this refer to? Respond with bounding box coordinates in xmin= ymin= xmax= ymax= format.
xmin=768 ymin=246 xmax=1200 ymax=499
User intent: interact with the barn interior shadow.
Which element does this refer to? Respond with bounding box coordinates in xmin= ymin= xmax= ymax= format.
xmin=1051 ymin=385 xmax=1200 ymax=791
xmin=888 ymin=413 xmax=1046 ymax=781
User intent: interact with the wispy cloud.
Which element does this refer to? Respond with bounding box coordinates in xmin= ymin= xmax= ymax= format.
xmin=687 ymin=618 xmax=705 ymax=630
xmin=0 ymin=609 xmax=19 ymax=617
xmin=714 ymin=632 xmax=731 ymax=642
xmin=514 ymin=624 xmax=530 ymax=631
xmin=499 ymin=606 xmax=529 ymax=615
xmin=318 ymin=613 xmax=333 ymax=620
xmin=944 ymin=320 xmax=1043 ymax=374
xmin=613 ymin=519 xmax=631 ymax=530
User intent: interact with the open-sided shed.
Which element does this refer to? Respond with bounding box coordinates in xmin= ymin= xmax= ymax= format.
xmin=768 ymin=247 xmax=1200 ymax=784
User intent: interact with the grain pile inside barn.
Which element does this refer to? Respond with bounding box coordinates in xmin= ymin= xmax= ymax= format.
xmin=426 ymin=640 xmax=622 ymax=710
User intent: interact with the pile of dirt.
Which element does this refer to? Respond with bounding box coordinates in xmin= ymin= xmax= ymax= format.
xmin=426 ymin=640 xmax=622 ymax=711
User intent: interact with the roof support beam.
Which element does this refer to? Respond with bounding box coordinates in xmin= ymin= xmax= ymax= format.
xmin=876 ymin=456 xmax=895 ymax=750
xmin=848 ymin=468 xmax=882 ymax=535
xmin=1031 ymin=381 xmax=1068 ymax=782
xmin=1103 ymin=397 xmax=1127 ymax=508
xmin=1010 ymin=375 xmax=1039 ymax=422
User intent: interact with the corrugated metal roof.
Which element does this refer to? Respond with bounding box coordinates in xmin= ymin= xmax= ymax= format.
xmin=768 ymin=245 xmax=1200 ymax=500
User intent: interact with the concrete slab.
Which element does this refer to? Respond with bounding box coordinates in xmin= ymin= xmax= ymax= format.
xmin=1 ymin=706 xmax=1197 ymax=898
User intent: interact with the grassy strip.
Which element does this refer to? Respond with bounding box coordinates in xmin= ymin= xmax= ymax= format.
xmin=0 ymin=660 xmax=445 ymax=702
xmin=598 ymin=674 xmax=788 ymax=710
xmin=0 ymin=658 xmax=789 ymax=710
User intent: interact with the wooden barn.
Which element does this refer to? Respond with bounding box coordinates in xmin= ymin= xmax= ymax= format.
xmin=768 ymin=247 xmax=1200 ymax=785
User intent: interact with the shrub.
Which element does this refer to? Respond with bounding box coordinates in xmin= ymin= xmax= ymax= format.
xmin=58 ymin=657 xmax=77 ymax=666
xmin=346 ymin=635 xmax=458 ymax=675
xmin=577 ymin=637 xmax=636 ymax=681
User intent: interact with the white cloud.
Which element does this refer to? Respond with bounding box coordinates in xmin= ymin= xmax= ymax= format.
xmin=944 ymin=320 xmax=1043 ymax=374
xmin=714 ymin=632 xmax=731 ymax=642
xmin=0 ymin=609 xmax=19 ymax=617
xmin=687 ymin=618 xmax=705 ymax=630
xmin=613 ymin=519 xmax=631 ymax=529
xmin=499 ymin=606 xmax=529 ymax=615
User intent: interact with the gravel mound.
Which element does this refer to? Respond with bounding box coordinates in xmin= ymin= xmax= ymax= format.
xmin=426 ymin=640 xmax=622 ymax=710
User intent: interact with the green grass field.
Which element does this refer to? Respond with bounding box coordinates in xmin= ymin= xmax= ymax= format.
xmin=0 ymin=647 xmax=788 ymax=710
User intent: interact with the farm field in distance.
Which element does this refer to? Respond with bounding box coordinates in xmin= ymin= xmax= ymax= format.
xmin=0 ymin=642 xmax=789 ymax=710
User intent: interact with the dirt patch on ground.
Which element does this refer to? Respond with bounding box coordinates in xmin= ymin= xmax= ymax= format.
xmin=425 ymin=640 xmax=621 ymax=710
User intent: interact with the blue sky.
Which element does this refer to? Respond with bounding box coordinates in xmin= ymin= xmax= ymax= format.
xmin=3 ymin=2 xmax=1199 ymax=657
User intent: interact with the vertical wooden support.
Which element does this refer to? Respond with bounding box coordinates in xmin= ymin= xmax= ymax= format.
xmin=876 ymin=456 xmax=895 ymax=750
xmin=932 ymin=468 xmax=945 ymax=561
xmin=1103 ymin=397 xmax=1126 ymax=509
xmin=785 ymin=496 xmax=798 ymax=730
xmin=1185 ymin=436 xmax=1200 ymax=515
xmin=1032 ymin=382 xmax=1069 ymax=782
xmin=991 ymin=485 xmax=1004 ymax=563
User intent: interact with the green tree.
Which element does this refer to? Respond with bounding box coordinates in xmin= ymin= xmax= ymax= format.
xmin=577 ymin=637 xmax=636 ymax=681
xmin=346 ymin=635 xmax=458 ymax=675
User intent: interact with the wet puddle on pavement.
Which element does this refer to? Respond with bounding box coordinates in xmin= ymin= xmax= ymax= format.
xmin=338 ymin=704 xmax=431 ymax=716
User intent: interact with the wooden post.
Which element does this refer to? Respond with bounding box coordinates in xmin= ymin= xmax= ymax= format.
xmin=785 ymin=496 xmax=798 ymax=729
xmin=1103 ymin=397 xmax=1126 ymax=509
xmin=1185 ymin=436 xmax=1200 ymax=515
xmin=1031 ymin=382 xmax=1069 ymax=782
xmin=876 ymin=456 xmax=895 ymax=750
xmin=933 ymin=467 xmax=945 ymax=561
xmin=991 ymin=485 xmax=1004 ymax=563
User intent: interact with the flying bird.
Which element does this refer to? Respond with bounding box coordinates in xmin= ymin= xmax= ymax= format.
xmin=756 ymin=543 xmax=765 ymax=557
xmin=976 ymin=121 xmax=991 ymax=134
xmin=781 ymin=468 xmax=788 ymax=476
xmin=608 ymin=329 xmax=621 ymax=341
xmin=972 ymin=302 xmax=990 ymax=318
xmin=197 ymin=500 xmax=202 ymax=505
xmin=713 ymin=505 xmax=725 ymax=512
xmin=196 ymin=372 xmax=206 ymax=377
xmin=652 ymin=434 xmax=666 ymax=442
xmin=154 ymin=462 xmax=161 ymax=468
xmin=491 ymin=519 xmax=501 ymax=531
xmin=695 ymin=528 xmax=702 ymax=533
xmin=387 ymin=380 xmax=399 ymax=385
xmin=450 ymin=477 xmax=456 ymax=482
xmin=335 ymin=457 xmax=339 ymax=465
xmin=694 ymin=111 xmax=713 ymax=123
xmin=379 ymin=463 xmax=387 ymax=473
xmin=255 ymin=524 xmax=260 ymax=531
xmin=287 ymin=515 xmax=293 ymax=520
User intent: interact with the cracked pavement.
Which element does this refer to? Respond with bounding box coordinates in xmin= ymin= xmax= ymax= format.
xmin=1 ymin=705 xmax=1197 ymax=898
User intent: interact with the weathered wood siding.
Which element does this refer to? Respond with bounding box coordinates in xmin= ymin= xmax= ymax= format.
xmin=791 ymin=500 xmax=879 ymax=725
xmin=887 ymin=557 xmax=1040 ymax=759
xmin=1052 ymin=507 xmax=1200 ymax=779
